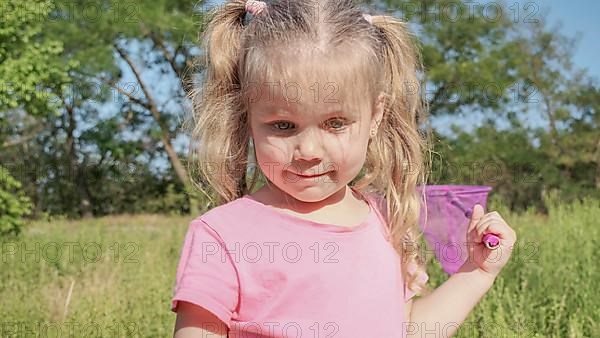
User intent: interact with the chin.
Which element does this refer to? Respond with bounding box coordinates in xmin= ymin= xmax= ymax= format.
xmin=278 ymin=184 xmax=342 ymax=203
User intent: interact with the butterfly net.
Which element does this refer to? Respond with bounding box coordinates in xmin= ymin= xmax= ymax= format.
xmin=416 ymin=185 xmax=493 ymax=275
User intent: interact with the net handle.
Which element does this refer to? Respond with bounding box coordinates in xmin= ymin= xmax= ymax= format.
xmin=446 ymin=190 xmax=472 ymax=219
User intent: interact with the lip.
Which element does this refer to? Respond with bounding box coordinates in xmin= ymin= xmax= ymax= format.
xmin=290 ymin=171 xmax=331 ymax=178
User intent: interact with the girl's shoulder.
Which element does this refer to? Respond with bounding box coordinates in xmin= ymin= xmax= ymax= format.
xmin=192 ymin=196 xmax=253 ymax=230
xmin=200 ymin=196 xmax=249 ymax=216
xmin=188 ymin=195 xmax=280 ymax=244
xmin=362 ymin=190 xmax=388 ymax=222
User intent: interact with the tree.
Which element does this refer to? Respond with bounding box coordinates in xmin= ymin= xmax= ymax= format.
xmin=0 ymin=0 xmax=72 ymax=145
xmin=364 ymin=0 xmax=599 ymax=210
xmin=0 ymin=0 xmax=73 ymax=230
xmin=515 ymin=15 xmax=600 ymax=201
xmin=39 ymin=0 xmax=207 ymax=215
xmin=366 ymin=0 xmax=530 ymax=117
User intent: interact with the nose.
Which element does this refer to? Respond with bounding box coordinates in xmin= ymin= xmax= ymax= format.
xmin=293 ymin=128 xmax=323 ymax=162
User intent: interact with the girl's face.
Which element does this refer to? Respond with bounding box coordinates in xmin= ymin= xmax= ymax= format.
xmin=248 ymin=80 xmax=383 ymax=204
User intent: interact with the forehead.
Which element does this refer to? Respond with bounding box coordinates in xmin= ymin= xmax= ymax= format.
xmin=249 ymin=82 xmax=355 ymax=118
xmin=243 ymin=44 xmax=379 ymax=118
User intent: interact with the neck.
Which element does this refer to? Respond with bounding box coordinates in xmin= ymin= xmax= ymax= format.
xmin=262 ymin=184 xmax=359 ymax=214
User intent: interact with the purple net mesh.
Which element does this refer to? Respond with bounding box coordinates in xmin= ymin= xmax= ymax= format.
xmin=416 ymin=185 xmax=493 ymax=275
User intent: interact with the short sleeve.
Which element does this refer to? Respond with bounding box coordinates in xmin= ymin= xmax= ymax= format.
xmin=404 ymin=261 xmax=429 ymax=301
xmin=171 ymin=219 xmax=239 ymax=328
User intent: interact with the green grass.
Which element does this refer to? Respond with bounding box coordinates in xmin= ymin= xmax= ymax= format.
xmin=1 ymin=197 xmax=598 ymax=337
xmin=1 ymin=214 xmax=190 ymax=337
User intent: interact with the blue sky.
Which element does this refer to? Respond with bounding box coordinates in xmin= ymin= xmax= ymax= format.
xmin=542 ymin=0 xmax=600 ymax=79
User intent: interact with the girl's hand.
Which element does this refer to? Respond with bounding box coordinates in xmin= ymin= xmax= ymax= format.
xmin=465 ymin=204 xmax=517 ymax=279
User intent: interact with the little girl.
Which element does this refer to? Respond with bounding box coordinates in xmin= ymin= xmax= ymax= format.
xmin=171 ymin=1 xmax=517 ymax=337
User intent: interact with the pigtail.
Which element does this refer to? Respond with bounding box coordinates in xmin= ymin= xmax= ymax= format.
xmin=202 ymin=0 xmax=246 ymax=91
xmin=186 ymin=0 xmax=253 ymax=207
xmin=366 ymin=14 xmax=434 ymax=298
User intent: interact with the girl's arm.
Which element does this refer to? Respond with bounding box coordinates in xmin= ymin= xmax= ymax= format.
xmin=406 ymin=261 xmax=495 ymax=338
xmin=407 ymin=205 xmax=516 ymax=338
xmin=173 ymin=301 xmax=228 ymax=338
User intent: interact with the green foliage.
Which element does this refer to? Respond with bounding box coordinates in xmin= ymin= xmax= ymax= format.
xmin=367 ymin=0 xmax=600 ymax=210
xmin=430 ymin=122 xmax=545 ymax=212
xmin=11 ymin=0 xmax=208 ymax=217
xmin=0 ymin=166 xmax=32 ymax=237
xmin=45 ymin=0 xmax=199 ymax=74
xmin=0 ymin=0 xmax=72 ymax=119
xmin=1 ymin=116 xmax=190 ymax=218
xmin=515 ymin=16 xmax=600 ymax=200
xmin=1 ymin=0 xmax=206 ymax=218
xmin=143 ymin=184 xmax=190 ymax=215
xmin=431 ymin=118 xmax=600 ymax=213
xmin=375 ymin=0 xmax=529 ymax=115
xmin=0 ymin=0 xmax=597 ymax=218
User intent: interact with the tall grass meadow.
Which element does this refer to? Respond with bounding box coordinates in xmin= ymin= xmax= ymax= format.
xmin=1 ymin=195 xmax=598 ymax=337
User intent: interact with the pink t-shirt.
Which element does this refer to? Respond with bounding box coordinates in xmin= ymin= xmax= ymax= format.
xmin=170 ymin=189 xmax=429 ymax=337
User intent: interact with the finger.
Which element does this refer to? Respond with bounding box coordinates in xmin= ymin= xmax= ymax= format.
xmin=474 ymin=220 xmax=496 ymax=243
xmin=476 ymin=219 xmax=512 ymax=243
xmin=468 ymin=212 xmax=497 ymax=237
xmin=479 ymin=211 xmax=500 ymax=221
xmin=475 ymin=215 xmax=503 ymax=236
xmin=467 ymin=204 xmax=486 ymax=233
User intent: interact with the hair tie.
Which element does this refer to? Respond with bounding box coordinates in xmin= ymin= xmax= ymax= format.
xmin=362 ymin=13 xmax=373 ymax=24
xmin=246 ymin=0 xmax=268 ymax=16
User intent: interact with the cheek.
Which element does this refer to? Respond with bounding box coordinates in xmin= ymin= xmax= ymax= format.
xmin=253 ymin=136 xmax=291 ymax=167
xmin=324 ymin=133 xmax=369 ymax=170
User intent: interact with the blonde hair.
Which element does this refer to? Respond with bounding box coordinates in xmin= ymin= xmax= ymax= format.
xmin=185 ymin=0 xmax=433 ymax=297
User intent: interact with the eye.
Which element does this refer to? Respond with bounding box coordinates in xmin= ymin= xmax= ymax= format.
xmin=268 ymin=117 xmax=349 ymax=132
xmin=325 ymin=117 xmax=350 ymax=131
xmin=270 ymin=121 xmax=295 ymax=131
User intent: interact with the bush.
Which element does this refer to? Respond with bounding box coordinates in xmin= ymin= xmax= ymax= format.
xmin=0 ymin=166 xmax=32 ymax=237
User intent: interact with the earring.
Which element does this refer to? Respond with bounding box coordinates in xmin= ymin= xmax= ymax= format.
xmin=370 ymin=129 xmax=377 ymax=138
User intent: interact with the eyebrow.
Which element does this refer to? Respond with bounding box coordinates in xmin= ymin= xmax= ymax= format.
xmin=258 ymin=108 xmax=348 ymax=118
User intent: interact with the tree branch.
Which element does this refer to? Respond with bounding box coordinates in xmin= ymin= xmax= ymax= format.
xmin=148 ymin=31 xmax=195 ymax=95
xmin=100 ymin=76 xmax=151 ymax=110
xmin=113 ymin=43 xmax=166 ymax=129
xmin=112 ymin=41 xmax=190 ymax=188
